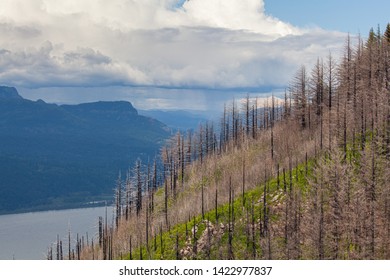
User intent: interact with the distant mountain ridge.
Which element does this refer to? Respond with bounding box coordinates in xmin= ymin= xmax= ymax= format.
xmin=0 ymin=86 xmax=170 ymax=214
xmin=0 ymin=86 xmax=23 ymax=100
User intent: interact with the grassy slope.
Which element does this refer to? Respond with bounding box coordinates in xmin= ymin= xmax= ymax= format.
xmin=106 ymin=117 xmax=319 ymax=260
xmin=116 ymin=132 xmax=389 ymax=260
xmin=128 ymin=161 xmax=312 ymax=260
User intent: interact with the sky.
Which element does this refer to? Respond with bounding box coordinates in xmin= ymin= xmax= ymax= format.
xmin=265 ymin=0 xmax=390 ymax=34
xmin=0 ymin=0 xmax=388 ymax=112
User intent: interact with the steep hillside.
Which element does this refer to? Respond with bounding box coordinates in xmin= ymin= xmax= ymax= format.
xmin=50 ymin=25 xmax=390 ymax=260
xmin=0 ymin=87 xmax=170 ymax=213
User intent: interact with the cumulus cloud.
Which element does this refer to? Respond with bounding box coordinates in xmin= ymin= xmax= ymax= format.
xmin=0 ymin=0 xmax=346 ymax=107
xmin=181 ymin=0 xmax=300 ymax=36
xmin=0 ymin=42 xmax=150 ymax=87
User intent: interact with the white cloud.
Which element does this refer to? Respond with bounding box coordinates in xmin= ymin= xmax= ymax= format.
xmin=181 ymin=0 xmax=300 ymax=37
xmin=0 ymin=0 xmax=346 ymax=107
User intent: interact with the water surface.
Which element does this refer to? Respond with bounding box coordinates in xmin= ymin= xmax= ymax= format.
xmin=0 ymin=206 xmax=114 ymax=260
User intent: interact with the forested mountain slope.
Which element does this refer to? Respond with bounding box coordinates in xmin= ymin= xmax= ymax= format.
xmin=53 ymin=25 xmax=390 ymax=260
xmin=0 ymin=87 xmax=170 ymax=213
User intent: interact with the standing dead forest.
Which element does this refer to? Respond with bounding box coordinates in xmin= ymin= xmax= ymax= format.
xmin=48 ymin=24 xmax=390 ymax=260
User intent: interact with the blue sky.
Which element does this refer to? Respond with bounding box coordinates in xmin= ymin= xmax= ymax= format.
xmin=265 ymin=0 xmax=389 ymax=34
xmin=0 ymin=0 xmax=388 ymax=112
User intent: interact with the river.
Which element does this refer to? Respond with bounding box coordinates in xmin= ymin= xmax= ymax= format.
xmin=0 ymin=206 xmax=114 ymax=260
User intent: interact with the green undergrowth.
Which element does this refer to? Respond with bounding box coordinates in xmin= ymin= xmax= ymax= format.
xmin=122 ymin=159 xmax=315 ymax=260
